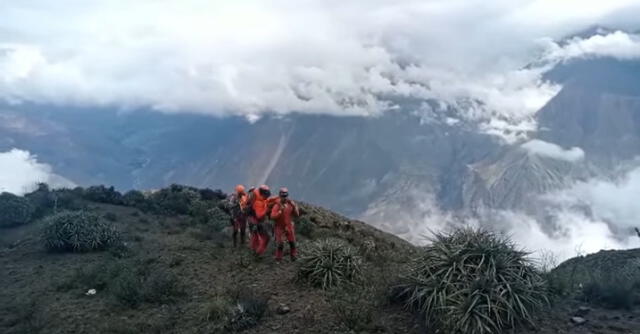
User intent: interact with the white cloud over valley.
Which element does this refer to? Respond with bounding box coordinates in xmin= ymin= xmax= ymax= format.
xmin=1 ymin=0 xmax=639 ymax=140
xmin=0 ymin=148 xmax=73 ymax=195
xmin=365 ymin=164 xmax=640 ymax=262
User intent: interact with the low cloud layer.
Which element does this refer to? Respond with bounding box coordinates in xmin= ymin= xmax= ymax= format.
xmin=364 ymin=165 xmax=640 ymax=263
xmin=546 ymin=30 xmax=640 ymax=61
xmin=0 ymin=149 xmax=73 ymax=195
xmin=1 ymin=1 xmax=639 ymax=140
xmin=549 ymin=165 xmax=640 ymax=232
xmin=521 ymin=139 xmax=585 ymax=162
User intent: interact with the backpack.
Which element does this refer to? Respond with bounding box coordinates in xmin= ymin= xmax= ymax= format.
xmin=228 ymin=193 xmax=246 ymax=218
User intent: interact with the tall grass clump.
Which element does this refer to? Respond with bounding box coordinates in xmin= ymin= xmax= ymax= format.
xmin=0 ymin=192 xmax=35 ymax=228
xmin=225 ymin=288 xmax=269 ymax=332
xmin=297 ymin=239 xmax=363 ymax=290
xmin=394 ymin=228 xmax=547 ymax=334
xmin=42 ymin=210 xmax=121 ymax=252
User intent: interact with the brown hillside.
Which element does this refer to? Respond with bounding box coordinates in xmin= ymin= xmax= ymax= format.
xmin=0 ymin=198 xmax=419 ymax=334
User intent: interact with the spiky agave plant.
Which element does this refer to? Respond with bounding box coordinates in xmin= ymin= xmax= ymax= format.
xmin=297 ymin=239 xmax=363 ymax=290
xmin=42 ymin=210 xmax=121 ymax=252
xmin=395 ymin=228 xmax=548 ymax=334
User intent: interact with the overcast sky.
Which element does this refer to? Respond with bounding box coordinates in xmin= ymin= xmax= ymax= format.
xmin=1 ymin=0 xmax=639 ymax=129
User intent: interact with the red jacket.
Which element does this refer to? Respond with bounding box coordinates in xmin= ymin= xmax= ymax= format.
xmin=270 ymin=200 xmax=300 ymax=226
xmin=249 ymin=189 xmax=271 ymax=221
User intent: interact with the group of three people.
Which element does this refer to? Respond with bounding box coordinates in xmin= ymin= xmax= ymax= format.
xmin=227 ymin=184 xmax=300 ymax=261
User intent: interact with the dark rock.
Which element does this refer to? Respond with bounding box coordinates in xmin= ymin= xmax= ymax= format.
xmin=571 ymin=316 xmax=587 ymax=325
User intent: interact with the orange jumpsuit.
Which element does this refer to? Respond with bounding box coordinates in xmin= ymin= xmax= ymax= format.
xmin=270 ymin=199 xmax=300 ymax=260
xmin=248 ymin=189 xmax=271 ymax=255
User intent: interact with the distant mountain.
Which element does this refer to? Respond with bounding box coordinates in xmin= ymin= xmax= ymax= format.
xmin=461 ymin=148 xmax=589 ymax=212
xmin=1 ymin=32 xmax=639 ymax=236
xmin=539 ymin=58 xmax=640 ymax=167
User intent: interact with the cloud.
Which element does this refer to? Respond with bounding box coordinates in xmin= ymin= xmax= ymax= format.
xmin=361 ymin=190 xmax=459 ymax=244
xmin=544 ymin=30 xmax=640 ymax=61
xmin=1 ymin=1 xmax=638 ymax=128
xmin=364 ymin=165 xmax=640 ymax=263
xmin=490 ymin=209 xmax=635 ymax=263
xmin=548 ymin=165 xmax=640 ymax=230
xmin=521 ymin=139 xmax=585 ymax=162
xmin=366 ymin=197 xmax=639 ymax=263
xmin=0 ymin=148 xmax=74 ymax=195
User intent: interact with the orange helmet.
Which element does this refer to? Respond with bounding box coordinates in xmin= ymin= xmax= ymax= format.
xmin=279 ymin=187 xmax=289 ymax=198
xmin=235 ymin=184 xmax=245 ymax=193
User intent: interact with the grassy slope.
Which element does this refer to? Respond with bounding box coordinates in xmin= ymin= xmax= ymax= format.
xmin=0 ymin=201 xmax=419 ymax=334
xmin=2 ymin=198 xmax=640 ymax=334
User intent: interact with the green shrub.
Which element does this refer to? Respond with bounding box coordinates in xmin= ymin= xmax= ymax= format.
xmin=104 ymin=212 xmax=118 ymax=222
xmin=296 ymin=217 xmax=316 ymax=239
xmin=297 ymin=239 xmax=363 ymax=290
xmin=51 ymin=188 xmax=86 ymax=211
xmin=143 ymin=269 xmax=184 ymax=304
xmin=199 ymin=289 xmax=268 ymax=332
xmin=111 ymin=268 xmax=144 ymax=308
xmin=209 ymin=207 xmax=231 ymax=231
xmin=83 ymin=185 xmax=124 ymax=205
xmin=122 ymin=190 xmax=147 ymax=207
xmin=394 ymin=228 xmax=547 ymax=334
xmin=198 ymin=188 xmax=226 ymax=201
xmin=27 ymin=187 xmax=88 ymax=213
xmin=147 ymin=184 xmax=200 ymax=215
xmin=42 ymin=211 xmax=121 ymax=252
xmin=107 ymin=263 xmax=184 ymax=308
xmin=0 ymin=192 xmax=35 ymax=228
xmin=203 ymin=296 xmax=232 ymax=330
xmin=189 ymin=200 xmax=212 ymax=223
xmin=24 ymin=183 xmax=54 ymax=218
xmin=329 ymin=284 xmax=376 ymax=331
xmin=225 ymin=288 xmax=269 ymax=332
xmin=57 ymin=259 xmax=126 ymax=292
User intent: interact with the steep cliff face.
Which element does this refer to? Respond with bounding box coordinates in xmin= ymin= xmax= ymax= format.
xmin=538 ymin=58 xmax=640 ymax=167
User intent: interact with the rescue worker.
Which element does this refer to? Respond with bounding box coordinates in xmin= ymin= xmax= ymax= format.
xmin=227 ymin=184 xmax=248 ymax=247
xmin=270 ymin=187 xmax=300 ymax=261
xmin=246 ymin=185 xmax=272 ymax=256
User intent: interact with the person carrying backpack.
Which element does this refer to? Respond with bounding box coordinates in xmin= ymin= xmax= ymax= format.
xmin=227 ymin=184 xmax=248 ymax=247
xmin=246 ymin=185 xmax=272 ymax=256
xmin=270 ymin=187 xmax=300 ymax=262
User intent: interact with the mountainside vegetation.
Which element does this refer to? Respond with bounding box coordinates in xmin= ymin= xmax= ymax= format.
xmin=1 ymin=184 xmax=639 ymax=333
